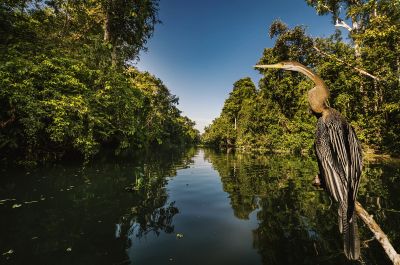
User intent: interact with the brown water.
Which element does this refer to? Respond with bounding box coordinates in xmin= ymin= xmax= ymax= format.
xmin=0 ymin=148 xmax=399 ymax=265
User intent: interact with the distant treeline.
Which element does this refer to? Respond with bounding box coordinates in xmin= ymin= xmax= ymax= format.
xmin=0 ymin=0 xmax=199 ymax=164
xmin=202 ymin=0 xmax=400 ymax=156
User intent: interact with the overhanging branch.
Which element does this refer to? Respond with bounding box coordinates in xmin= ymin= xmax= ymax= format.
xmin=313 ymin=45 xmax=381 ymax=81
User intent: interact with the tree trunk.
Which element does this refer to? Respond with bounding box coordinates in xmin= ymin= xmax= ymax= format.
xmin=111 ymin=45 xmax=117 ymax=67
xmin=397 ymin=53 xmax=400 ymax=88
xmin=103 ymin=9 xmax=117 ymax=66
xmin=103 ymin=10 xmax=111 ymax=42
xmin=350 ymin=16 xmax=366 ymax=103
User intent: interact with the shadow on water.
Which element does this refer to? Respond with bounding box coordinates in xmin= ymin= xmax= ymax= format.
xmin=0 ymin=148 xmax=399 ymax=265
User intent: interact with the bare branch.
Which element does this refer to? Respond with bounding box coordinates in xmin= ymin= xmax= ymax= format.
xmin=355 ymin=202 xmax=400 ymax=265
xmin=315 ymin=3 xmax=353 ymax=32
xmin=313 ymin=45 xmax=381 ymax=81
xmin=313 ymin=181 xmax=399 ymax=264
xmin=335 ymin=18 xmax=353 ymax=31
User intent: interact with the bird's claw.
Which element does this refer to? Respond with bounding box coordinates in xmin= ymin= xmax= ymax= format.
xmin=312 ymin=174 xmax=323 ymax=188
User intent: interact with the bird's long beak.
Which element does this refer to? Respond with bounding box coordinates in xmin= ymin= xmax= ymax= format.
xmin=254 ymin=63 xmax=285 ymax=69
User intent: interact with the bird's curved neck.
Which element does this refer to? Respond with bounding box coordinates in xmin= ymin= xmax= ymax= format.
xmin=293 ymin=64 xmax=326 ymax=89
xmin=291 ymin=63 xmax=329 ymax=114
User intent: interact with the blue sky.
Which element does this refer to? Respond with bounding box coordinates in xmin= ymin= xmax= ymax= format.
xmin=136 ymin=0 xmax=335 ymax=132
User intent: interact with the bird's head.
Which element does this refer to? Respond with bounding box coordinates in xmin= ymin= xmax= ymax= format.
xmin=254 ymin=61 xmax=329 ymax=114
xmin=254 ymin=61 xmax=301 ymax=72
xmin=254 ymin=61 xmax=316 ymax=78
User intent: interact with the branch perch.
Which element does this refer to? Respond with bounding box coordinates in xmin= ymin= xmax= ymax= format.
xmin=313 ymin=178 xmax=399 ymax=264
xmin=355 ymin=201 xmax=400 ymax=265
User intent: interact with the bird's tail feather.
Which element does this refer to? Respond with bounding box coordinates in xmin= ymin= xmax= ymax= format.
xmin=340 ymin=206 xmax=360 ymax=260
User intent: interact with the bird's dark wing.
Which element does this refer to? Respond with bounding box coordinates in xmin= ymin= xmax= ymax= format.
xmin=347 ymin=125 xmax=363 ymax=204
xmin=315 ymin=117 xmax=355 ymax=205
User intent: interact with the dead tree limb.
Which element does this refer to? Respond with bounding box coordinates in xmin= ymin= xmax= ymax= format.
xmin=335 ymin=18 xmax=353 ymax=31
xmin=355 ymin=201 xmax=400 ymax=265
xmin=313 ymin=178 xmax=399 ymax=264
xmin=312 ymin=45 xmax=381 ymax=81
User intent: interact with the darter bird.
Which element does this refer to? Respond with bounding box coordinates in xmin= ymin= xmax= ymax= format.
xmin=255 ymin=61 xmax=362 ymax=260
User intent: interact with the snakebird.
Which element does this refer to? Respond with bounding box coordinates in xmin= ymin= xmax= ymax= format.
xmin=255 ymin=61 xmax=362 ymax=260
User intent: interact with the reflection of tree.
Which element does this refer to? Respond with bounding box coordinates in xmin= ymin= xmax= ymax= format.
xmin=204 ymin=151 xmax=262 ymax=219
xmin=252 ymin=180 xmax=348 ymax=265
xmin=118 ymin=166 xmax=178 ymax=240
xmin=204 ymin=149 xmax=400 ymax=265
xmin=357 ymin=161 xmax=400 ymax=264
xmin=0 ymin=147 xmax=196 ymax=265
xmin=116 ymin=147 xmax=196 ymax=244
xmin=133 ymin=202 xmax=179 ymax=237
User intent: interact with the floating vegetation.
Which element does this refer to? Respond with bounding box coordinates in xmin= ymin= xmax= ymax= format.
xmin=24 ymin=200 xmax=39 ymax=205
xmin=0 ymin=198 xmax=16 ymax=205
xmin=7 ymin=197 xmax=46 ymax=208
xmin=0 ymin=198 xmax=16 ymax=203
xmin=2 ymin=249 xmax=14 ymax=256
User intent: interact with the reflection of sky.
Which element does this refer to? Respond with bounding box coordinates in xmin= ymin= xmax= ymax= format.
xmin=136 ymin=0 xmax=337 ymax=132
xmin=126 ymin=149 xmax=262 ymax=264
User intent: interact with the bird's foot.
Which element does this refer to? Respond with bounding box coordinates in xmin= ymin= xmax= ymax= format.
xmin=312 ymin=174 xmax=323 ymax=188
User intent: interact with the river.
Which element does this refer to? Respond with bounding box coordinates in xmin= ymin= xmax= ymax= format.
xmin=0 ymin=148 xmax=399 ymax=265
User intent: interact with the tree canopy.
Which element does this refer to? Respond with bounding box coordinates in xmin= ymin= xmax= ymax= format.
xmin=203 ymin=0 xmax=400 ymax=156
xmin=0 ymin=0 xmax=199 ymax=164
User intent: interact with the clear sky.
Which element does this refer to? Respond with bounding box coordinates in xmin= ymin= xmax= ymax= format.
xmin=136 ymin=0 xmax=335 ymax=132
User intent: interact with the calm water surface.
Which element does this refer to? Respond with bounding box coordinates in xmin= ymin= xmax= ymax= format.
xmin=0 ymin=148 xmax=399 ymax=265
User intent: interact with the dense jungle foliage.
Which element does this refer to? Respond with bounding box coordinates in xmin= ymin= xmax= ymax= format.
xmin=0 ymin=0 xmax=200 ymax=164
xmin=202 ymin=0 xmax=400 ymax=156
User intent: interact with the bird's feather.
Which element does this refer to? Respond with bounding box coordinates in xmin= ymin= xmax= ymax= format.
xmin=315 ymin=110 xmax=362 ymax=209
xmin=315 ymin=109 xmax=362 ymax=260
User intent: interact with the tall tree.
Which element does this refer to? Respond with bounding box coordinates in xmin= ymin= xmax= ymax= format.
xmin=222 ymin=78 xmax=257 ymax=130
xmin=0 ymin=1 xmax=199 ymax=164
xmin=306 ymin=0 xmax=400 ymax=152
xmin=204 ymin=11 xmax=400 ymax=155
xmin=100 ymin=0 xmax=159 ymax=66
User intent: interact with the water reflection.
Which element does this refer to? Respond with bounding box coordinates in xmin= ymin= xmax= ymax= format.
xmin=0 ymin=147 xmax=196 ymax=265
xmin=204 ymin=149 xmax=400 ymax=265
xmin=0 ymin=148 xmax=399 ymax=265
